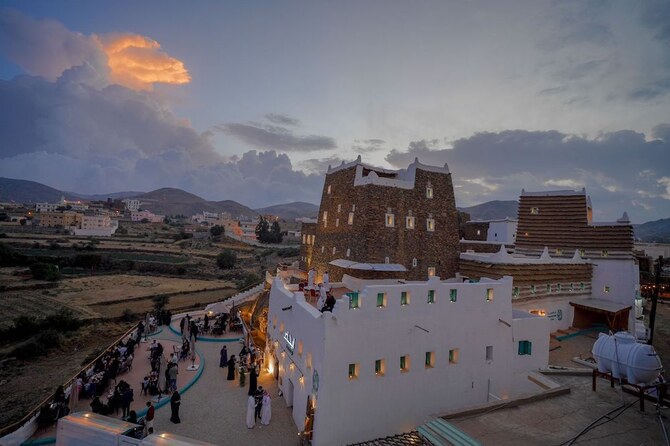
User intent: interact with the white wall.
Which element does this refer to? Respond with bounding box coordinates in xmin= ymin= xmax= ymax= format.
xmin=511 ymin=310 xmax=550 ymax=375
xmin=268 ymin=275 xmax=549 ymax=445
xmin=512 ymin=297 xmax=575 ymax=332
xmin=591 ymin=259 xmax=639 ymax=331
xmin=487 ymin=221 xmax=517 ymax=243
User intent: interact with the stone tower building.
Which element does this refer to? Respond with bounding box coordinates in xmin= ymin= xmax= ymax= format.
xmin=299 ymin=156 xmax=460 ymax=281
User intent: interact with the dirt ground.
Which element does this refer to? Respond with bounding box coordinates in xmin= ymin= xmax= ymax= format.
xmin=648 ymin=299 xmax=670 ymax=363
xmin=0 ymin=321 xmax=133 ymax=428
xmin=48 ymin=274 xmax=234 ymax=305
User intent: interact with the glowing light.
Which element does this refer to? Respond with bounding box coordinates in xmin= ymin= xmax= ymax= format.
xmin=268 ymin=363 xmax=274 ymax=375
xmin=289 ymin=363 xmax=295 ymax=371
xmin=100 ymin=33 xmax=191 ymax=90
xmin=299 ymin=375 xmax=304 ymax=384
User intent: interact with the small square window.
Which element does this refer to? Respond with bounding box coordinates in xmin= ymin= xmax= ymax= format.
xmin=579 ymin=249 xmax=586 ymax=257
xmin=375 ymin=359 xmax=385 ymax=376
xmin=555 ymin=248 xmax=563 ymax=256
xmin=406 ymin=216 xmax=415 ymax=229
xmin=518 ymin=340 xmax=532 ymax=355
xmin=425 ymin=352 xmax=435 ymax=368
xmin=486 ymin=345 xmax=493 ymax=361
xmin=428 ymin=267 xmax=436 ymax=277
xmin=400 ymin=355 xmax=410 ymax=372
xmin=604 ymin=286 xmax=611 ymax=293
xmin=530 ymin=284 xmax=536 ymax=294
xmin=352 ymin=204 xmax=356 ymax=212
xmin=486 ymin=288 xmax=494 ymax=302
xmin=348 ymin=363 xmax=358 ymax=379
xmin=427 ymin=289 xmax=435 ymax=304
xmin=348 ymin=292 xmax=360 ymax=309
xmin=546 ymin=284 xmax=551 ymax=294
xmin=580 ymin=282 xmax=585 ymax=291
xmin=376 ymin=292 xmax=386 ymax=308
xmin=412 ymin=258 xmax=418 ymax=267
xmin=530 ymin=207 xmax=539 ymax=214
xmin=449 ymin=289 xmax=457 ymax=302
xmin=426 ymin=218 xmax=435 ymax=232
xmin=449 ymin=349 xmax=459 ymax=364
xmin=401 ymin=291 xmax=410 ymax=306
xmin=385 ymin=213 xmax=395 ymax=227
xmin=348 ymin=212 xmax=354 ymax=225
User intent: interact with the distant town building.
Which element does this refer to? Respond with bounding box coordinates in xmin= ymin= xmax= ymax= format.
xmin=121 ymin=198 xmax=141 ymax=212
xmin=131 ymin=210 xmax=164 ymax=223
xmin=38 ymin=211 xmax=80 ymax=228
xmin=464 ymin=218 xmax=517 ymax=243
xmin=72 ymin=215 xmax=118 ymax=237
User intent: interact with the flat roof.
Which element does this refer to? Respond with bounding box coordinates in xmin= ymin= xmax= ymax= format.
xmin=60 ymin=412 xmax=139 ymax=434
xmin=570 ymin=298 xmax=631 ymax=315
xmin=329 ymin=259 xmax=408 ymax=272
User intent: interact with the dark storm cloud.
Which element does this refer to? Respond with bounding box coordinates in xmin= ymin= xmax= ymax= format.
xmin=628 ymin=78 xmax=670 ymax=101
xmin=215 ymin=122 xmax=337 ymax=152
xmin=385 ymin=129 xmax=670 ymax=222
xmin=352 ymin=139 xmax=386 ymax=154
xmin=639 ymin=0 xmax=670 ymax=43
xmin=264 ymin=113 xmax=300 ymax=126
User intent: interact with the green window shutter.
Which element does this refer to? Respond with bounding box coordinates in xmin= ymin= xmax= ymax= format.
xmin=450 ymin=289 xmax=457 ymax=302
xmin=401 ymin=291 xmax=408 ymax=305
xmin=527 ymin=341 xmax=532 ymax=355
xmin=348 ymin=292 xmax=359 ymax=309
xmin=375 ymin=360 xmax=381 ymax=374
xmin=518 ymin=341 xmax=524 ymax=355
xmin=427 ymin=290 xmax=435 ymax=304
xmin=400 ymin=356 xmax=406 ymax=370
xmin=377 ymin=293 xmax=385 ymax=307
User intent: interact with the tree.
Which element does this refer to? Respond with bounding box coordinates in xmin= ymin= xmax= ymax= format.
xmin=30 ymin=263 xmax=61 ymax=281
xmin=255 ymin=217 xmax=270 ymax=242
xmin=216 ymin=249 xmax=237 ymax=269
xmin=210 ymin=225 xmax=224 ymax=237
xmin=141 ymin=218 xmax=150 ymax=223
xmin=152 ymin=295 xmax=170 ymax=313
xmin=270 ymin=220 xmax=283 ymax=243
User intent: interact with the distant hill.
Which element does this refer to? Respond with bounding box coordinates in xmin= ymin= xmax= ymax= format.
xmin=635 ymin=218 xmax=670 ymax=243
xmin=0 ymin=177 xmax=79 ymax=203
xmin=70 ymin=191 xmax=144 ymax=201
xmin=255 ymin=201 xmax=319 ymax=219
xmin=131 ymin=188 xmax=257 ymax=218
xmin=458 ymin=200 xmax=519 ymax=221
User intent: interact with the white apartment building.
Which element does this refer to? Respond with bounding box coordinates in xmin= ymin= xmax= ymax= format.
xmin=72 ymin=215 xmax=118 ymax=237
xmin=266 ymin=274 xmax=549 ymax=445
xmin=35 ymin=202 xmax=59 ymax=213
xmin=122 ymin=199 xmax=141 ymax=212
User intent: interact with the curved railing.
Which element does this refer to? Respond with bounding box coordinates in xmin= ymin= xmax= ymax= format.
xmin=0 ymin=321 xmax=145 ymax=444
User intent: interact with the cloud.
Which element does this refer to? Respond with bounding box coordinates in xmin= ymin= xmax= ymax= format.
xmin=264 ymin=113 xmax=300 ymax=126
xmin=386 ymin=128 xmax=670 ymax=222
xmin=352 ymin=139 xmax=385 ymax=154
xmin=100 ymin=34 xmax=191 ymax=90
xmin=298 ymin=156 xmax=346 ymax=174
xmin=215 ymin=121 xmax=337 ymax=152
xmin=0 ymin=9 xmax=190 ymax=91
xmin=0 ymin=8 xmax=104 ymax=80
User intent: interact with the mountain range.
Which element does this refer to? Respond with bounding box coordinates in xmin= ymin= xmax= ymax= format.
xmin=1 ymin=177 xmax=668 ymax=241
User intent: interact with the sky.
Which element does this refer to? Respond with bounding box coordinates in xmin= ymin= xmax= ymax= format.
xmin=0 ymin=1 xmax=668 ymax=222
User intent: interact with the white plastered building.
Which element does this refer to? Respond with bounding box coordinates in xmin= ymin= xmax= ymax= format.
xmin=266 ymin=274 xmax=549 ymax=445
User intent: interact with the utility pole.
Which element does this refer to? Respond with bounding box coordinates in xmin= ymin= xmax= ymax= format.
xmin=648 ymin=255 xmax=663 ymax=345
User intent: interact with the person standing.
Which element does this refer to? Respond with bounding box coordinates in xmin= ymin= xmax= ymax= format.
xmin=121 ymin=386 xmax=133 ymax=419
xmin=317 ymin=284 xmax=326 ymax=310
xmin=248 ymin=365 xmax=258 ymax=396
xmin=323 ymin=270 xmax=330 ymax=290
xmin=170 ymin=390 xmax=181 ymax=424
xmin=219 ymin=345 xmax=228 ymax=368
xmin=227 ymin=355 xmax=236 ymax=381
xmin=254 ymin=386 xmax=264 ymax=422
xmin=167 ymin=364 xmax=178 ymax=393
xmin=246 ymin=395 xmax=255 ymax=429
xmin=307 ymin=267 xmax=315 ymax=289
xmin=260 ymin=390 xmax=271 ymax=425
xmin=145 ymin=401 xmax=155 ymax=434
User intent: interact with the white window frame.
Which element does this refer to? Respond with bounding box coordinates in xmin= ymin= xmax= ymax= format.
xmin=348 ymin=212 xmax=354 ymax=225
xmin=426 ymin=218 xmax=435 ymax=232
xmin=427 ymin=267 xmax=436 ymax=277
xmin=406 ymin=216 xmax=415 ymax=229
xmin=385 ymin=213 xmax=395 ymax=227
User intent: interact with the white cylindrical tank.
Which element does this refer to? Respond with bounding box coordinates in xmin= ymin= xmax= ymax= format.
xmin=592 ymin=332 xmax=663 ymax=385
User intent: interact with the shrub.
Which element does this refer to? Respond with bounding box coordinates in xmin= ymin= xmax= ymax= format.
xmin=152 ymin=295 xmax=170 ymax=313
xmin=30 ymin=262 xmax=61 ymax=281
xmin=12 ymin=339 xmax=46 ymax=359
xmin=121 ymin=308 xmax=135 ymax=322
xmin=210 ymin=225 xmax=224 ymax=237
xmin=216 ymin=249 xmax=237 ymax=269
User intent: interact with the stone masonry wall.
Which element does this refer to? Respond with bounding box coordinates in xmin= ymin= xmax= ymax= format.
xmin=305 ymin=164 xmax=460 ymax=281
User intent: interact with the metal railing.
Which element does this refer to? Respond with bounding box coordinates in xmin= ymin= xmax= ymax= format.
xmin=0 ymin=321 xmax=141 ymax=438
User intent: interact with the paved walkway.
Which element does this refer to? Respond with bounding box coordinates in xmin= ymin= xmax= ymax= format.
xmin=144 ymin=329 xmax=299 ymax=445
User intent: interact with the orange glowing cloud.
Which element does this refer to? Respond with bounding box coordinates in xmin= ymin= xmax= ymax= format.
xmin=99 ymin=34 xmax=191 ymax=90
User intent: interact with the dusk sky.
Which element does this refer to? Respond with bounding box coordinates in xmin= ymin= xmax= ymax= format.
xmin=0 ymin=1 xmax=669 ymax=222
